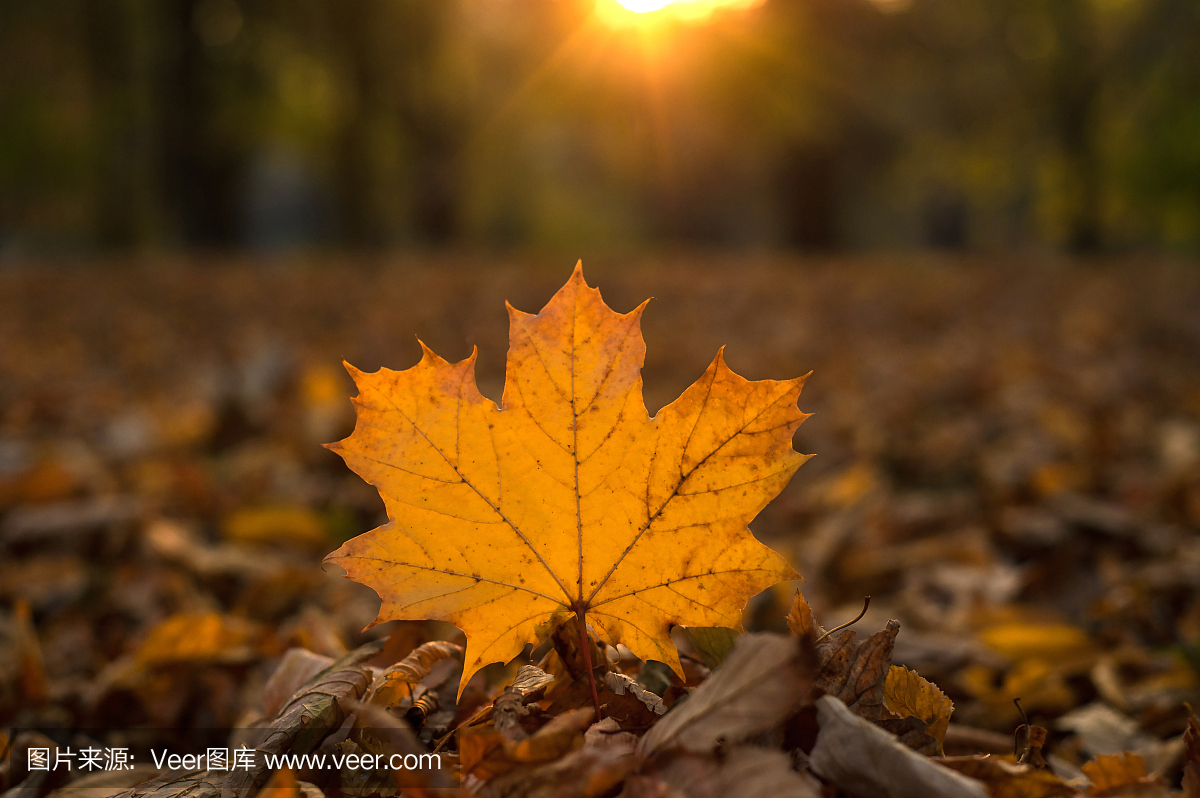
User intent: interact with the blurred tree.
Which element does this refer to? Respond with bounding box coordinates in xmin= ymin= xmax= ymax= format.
xmin=83 ymin=0 xmax=155 ymax=247
xmin=329 ymin=0 xmax=466 ymax=246
xmin=156 ymin=0 xmax=254 ymax=246
xmin=1 ymin=0 xmax=1198 ymax=252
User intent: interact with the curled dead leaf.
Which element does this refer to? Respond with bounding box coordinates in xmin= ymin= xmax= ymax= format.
xmin=371 ymin=640 xmax=464 ymax=707
xmin=603 ymin=671 xmax=666 ymax=716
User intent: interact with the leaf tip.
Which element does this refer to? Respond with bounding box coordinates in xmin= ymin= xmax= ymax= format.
xmin=416 ymin=338 xmax=447 ymax=366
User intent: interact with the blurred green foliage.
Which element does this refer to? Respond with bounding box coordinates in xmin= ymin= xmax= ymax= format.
xmin=0 ymin=0 xmax=1197 ymax=252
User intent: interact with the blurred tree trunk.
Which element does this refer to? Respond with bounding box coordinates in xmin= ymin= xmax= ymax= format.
xmin=777 ymin=147 xmax=838 ymax=250
xmin=83 ymin=0 xmax=156 ymax=248
xmin=1048 ymin=0 xmax=1102 ymax=253
xmin=155 ymin=0 xmax=244 ymax=247
xmin=332 ymin=0 xmax=462 ymax=247
xmin=332 ymin=1 xmax=387 ymax=248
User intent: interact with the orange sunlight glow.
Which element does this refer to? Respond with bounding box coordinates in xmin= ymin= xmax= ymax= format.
xmin=599 ymin=0 xmax=765 ymax=27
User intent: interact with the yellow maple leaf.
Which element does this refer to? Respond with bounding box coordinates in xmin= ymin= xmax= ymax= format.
xmin=325 ymin=265 xmax=809 ymax=690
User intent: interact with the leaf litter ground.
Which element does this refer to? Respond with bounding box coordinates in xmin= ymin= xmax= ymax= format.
xmin=1 ymin=256 xmax=1199 ymax=797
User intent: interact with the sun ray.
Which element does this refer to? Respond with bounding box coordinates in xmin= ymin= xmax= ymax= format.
xmin=599 ymin=0 xmax=766 ymax=28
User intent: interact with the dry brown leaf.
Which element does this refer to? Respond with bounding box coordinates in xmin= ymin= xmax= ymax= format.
xmin=603 ymin=671 xmax=666 ymax=717
xmin=884 ymin=665 xmax=955 ymax=754
xmin=815 ymin=619 xmax=899 ymax=721
xmin=43 ymin=765 xmax=160 ymax=798
xmin=623 ymin=746 xmax=820 ymax=798
xmin=810 ymin=695 xmax=990 ymax=798
xmin=510 ymin=663 xmax=555 ymax=697
xmin=639 ymin=633 xmax=812 ymax=757
xmin=262 ymin=648 xmax=335 ymax=716
xmin=325 ymin=266 xmax=809 ymax=690
xmin=937 ymin=756 xmax=1078 ymax=798
xmin=1017 ymin=724 xmax=1050 ymax=769
xmin=223 ymin=641 xmax=382 ymax=796
xmin=371 ymin=640 xmax=464 ymax=707
xmin=480 ymin=740 xmax=637 ymax=798
xmin=111 ymin=773 xmax=224 ymax=798
xmin=460 ymin=707 xmax=594 ymax=781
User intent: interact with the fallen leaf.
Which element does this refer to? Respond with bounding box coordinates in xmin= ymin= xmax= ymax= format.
xmin=884 ymin=665 xmax=954 ymax=754
xmin=111 ymin=773 xmax=223 ymax=798
xmin=1057 ymin=703 xmax=1157 ymax=757
xmin=603 ymin=671 xmax=666 ymax=716
xmin=961 ymin=660 xmax=1077 ymax=726
xmin=684 ymin=626 xmax=739 ymax=670
xmin=510 ymin=663 xmax=556 ymax=697
xmin=978 ymin=623 xmax=1093 ymax=661
xmin=814 ymin=619 xmax=899 ymax=721
xmin=262 ymin=647 xmax=335 ymax=716
xmin=639 ymin=633 xmax=812 ymax=757
xmin=585 ymin=717 xmax=639 ymax=752
xmin=1017 ymin=723 xmax=1050 ymax=769
xmin=937 ymin=755 xmax=1077 ymax=798
xmin=480 ymin=737 xmax=637 ymax=798
xmin=491 ymin=666 xmax=554 ymax=740
xmin=1082 ymin=752 xmax=1166 ymax=797
xmin=325 ymin=266 xmax=809 ymax=690
xmin=136 ymin=612 xmax=262 ymax=668
xmin=809 ymin=695 xmax=990 ymax=798
xmin=787 ymin=589 xmax=820 ymax=638
xmin=224 ymin=641 xmax=381 ymax=795
xmin=460 ymin=707 xmax=594 ymax=781
xmin=371 ymin=640 xmax=464 ymax=707
xmin=623 ymin=746 xmax=820 ymax=798
xmin=224 ymin=506 xmax=328 ymax=549
xmin=43 ymin=765 xmax=160 ymax=798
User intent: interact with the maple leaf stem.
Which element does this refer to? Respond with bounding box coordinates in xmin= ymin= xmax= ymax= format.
xmin=575 ymin=609 xmax=603 ymax=723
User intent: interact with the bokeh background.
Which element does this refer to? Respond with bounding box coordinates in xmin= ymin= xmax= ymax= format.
xmin=3 ymin=0 xmax=1200 ymax=253
xmin=3 ymin=0 xmax=1200 ymax=788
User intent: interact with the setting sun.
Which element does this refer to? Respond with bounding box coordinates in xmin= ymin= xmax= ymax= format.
xmin=599 ymin=0 xmax=765 ymax=26
xmin=615 ymin=0 xmax=673 ymax=11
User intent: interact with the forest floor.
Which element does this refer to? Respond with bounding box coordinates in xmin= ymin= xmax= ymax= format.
xmin=2 ymin=254 xmax=1199 ymax=796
